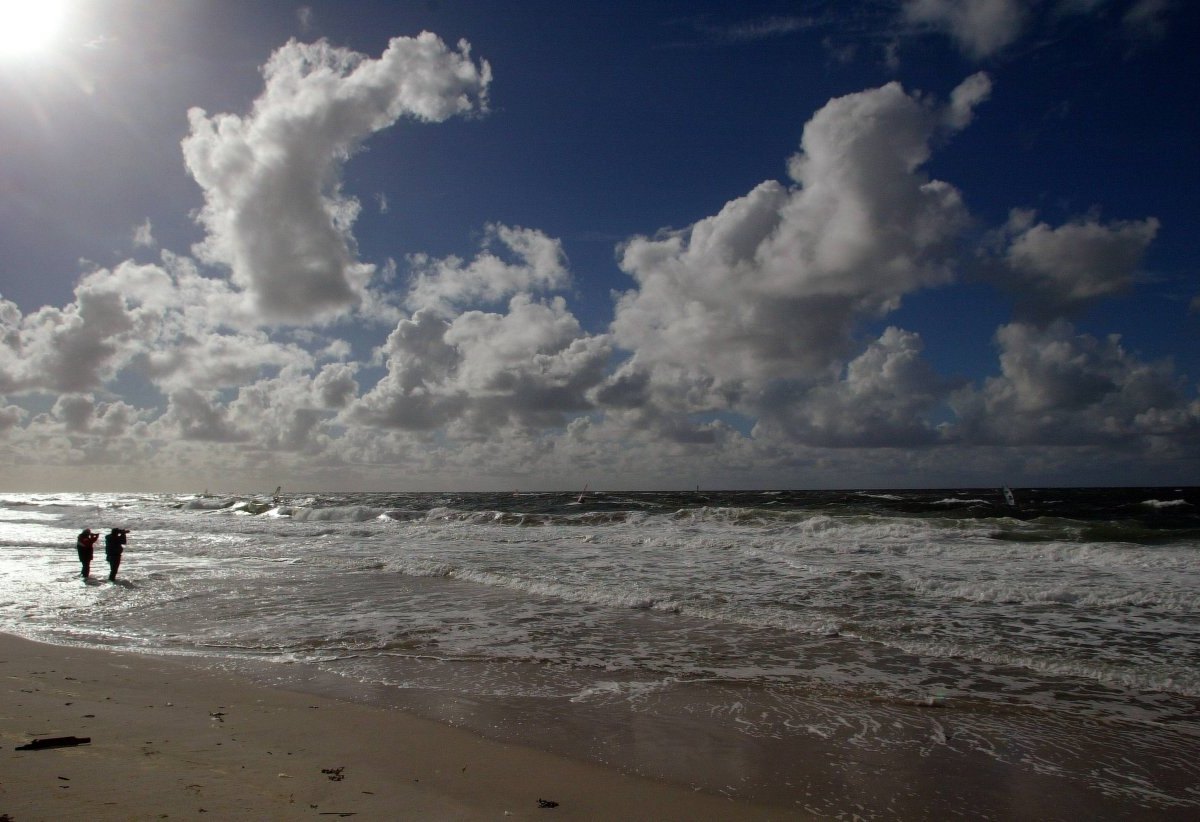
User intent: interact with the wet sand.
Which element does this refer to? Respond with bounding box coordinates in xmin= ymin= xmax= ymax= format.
xmin=0 ymin=632 xmax=801 ymax=820
xmin=4 ymin=631 xmax=1197 ymax=820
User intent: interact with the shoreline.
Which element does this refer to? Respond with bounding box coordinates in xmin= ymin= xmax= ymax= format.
xmin=0 ymin=632 xmax=802 ymax=820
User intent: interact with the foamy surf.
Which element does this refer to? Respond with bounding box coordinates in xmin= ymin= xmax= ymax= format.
xmin=0 ymin=487 xmax=1197 ymax=815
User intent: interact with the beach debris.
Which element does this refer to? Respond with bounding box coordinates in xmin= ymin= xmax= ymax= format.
xmin=322 ymin=766 xmax=346 ymax=781
xmin=16 ymin=735 xmax=92 ymax=750
xmin=209 ymin=711 xmax=226 ymax=722
xmin=537 ymin=798 xmax=559 ymax=808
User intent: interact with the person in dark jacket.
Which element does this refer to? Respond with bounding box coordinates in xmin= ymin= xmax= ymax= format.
xmin=104 ymin=528 xmax=128 ymax=581
xmin=76 ymin=528 xmax=99 ymax=578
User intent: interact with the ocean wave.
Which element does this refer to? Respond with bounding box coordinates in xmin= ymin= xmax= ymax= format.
xmin=380 ymin=557 xmax=847 ymax=639
xmin=883 ymin=635 xmax=1200 ymax=698
xmin=569 ymin=678 xmax=676 ymax=704
xmin=701 ymin=505 xmax=855 ymax=526
xmin=286 ymin=505 xmax=385 ymax=523
xmin=0 ymin=537 xmax=71 ymax=549
xmin=410 ymin=506 xmax=641 ymax=527
xmin=180 ymin=497 xmax=237 ymax=511
xmin=1033 ymin=540 xmax=1198 ymax=571
xmin=988 ymin=517 xmax=1200 ymax=546
xmin=1141 ymin=498 xmax=1191 ymax=508
xmin=907 ymin=577 xmax=1200 ymax=613
xmin=466 ymin=569 xmax=684 ymax=612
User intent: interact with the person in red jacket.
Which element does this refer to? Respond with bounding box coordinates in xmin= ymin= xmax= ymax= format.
xmin=76 ymin=528 xmax=99 ymax=578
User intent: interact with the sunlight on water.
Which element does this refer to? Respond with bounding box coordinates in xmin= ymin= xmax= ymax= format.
xmin=1 ymin=488 xmax=1198 ymax=814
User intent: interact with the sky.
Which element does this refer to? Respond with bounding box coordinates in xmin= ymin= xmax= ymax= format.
xmin=0 ymin=0 xmax=1197 ymax=492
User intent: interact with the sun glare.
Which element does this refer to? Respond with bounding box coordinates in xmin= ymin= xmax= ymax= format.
xmin=0 ymin=0 xmax=68 ymax=58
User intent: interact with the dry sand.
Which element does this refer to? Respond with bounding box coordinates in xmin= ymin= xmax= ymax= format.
xmin=0 ymin=632 xmax=805 ymax=820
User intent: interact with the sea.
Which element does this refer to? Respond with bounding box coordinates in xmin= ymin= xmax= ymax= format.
xmin=1 ymin=487 xmax=1198 ymax=819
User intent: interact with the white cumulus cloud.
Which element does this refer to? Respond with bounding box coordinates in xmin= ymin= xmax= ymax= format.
xmin=949 ymin=320 xmax=1199 ymax=445
xmin=996 ymin=209 xmax=1159 ymax=319
xmin=756 ymin=327 xmax=947 ymax=447
xmin=609 ymin=75 xmax=986 ymax=413
xmin=351 ymin=296 xmax=611 ymax=434
xmin=183 ymin=33 xmax=492 ymax=323
xmin=404 ymin=224 xmax=570 ymax=316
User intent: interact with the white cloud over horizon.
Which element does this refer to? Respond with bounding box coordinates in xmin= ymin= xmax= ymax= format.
xmin=0 ymin=20 xmax=1195 ymax=491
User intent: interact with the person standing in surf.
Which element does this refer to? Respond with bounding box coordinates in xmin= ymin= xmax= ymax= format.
xmin=76 ymin=528 xmax=98 ymax=578
xmin=104 ymin=528 xmax=128 ymax=581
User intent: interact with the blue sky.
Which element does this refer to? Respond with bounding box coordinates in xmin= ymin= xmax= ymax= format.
xmin=0 ymin=0 xmax=1197 ymax=491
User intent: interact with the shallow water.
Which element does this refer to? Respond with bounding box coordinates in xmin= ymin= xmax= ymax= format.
xmin=1 ymin=488 xmax=1198 ymax=816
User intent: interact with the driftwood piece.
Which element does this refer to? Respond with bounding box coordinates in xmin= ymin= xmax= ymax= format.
xmin=17 ymin=735 xmax=92 ymax=750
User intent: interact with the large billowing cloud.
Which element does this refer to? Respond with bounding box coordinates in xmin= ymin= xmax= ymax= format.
xmin=183 ymin=33 xmax=492 ymax=323
xmin=0 ymin=285 xmax=135 ymax=395
xmin=0 ymin=403 xmax=23 ymax=433
xmin=755 ymin=327 xmax=948 ymax=447
xmin=344 ymin=220 xmax=609 ymax=436
xmin=224 ymin=365 xmax=359 ymax=453
xmin=607 ymin=74 xmax=989 ymax=416
xmin=404 ymin=224 xmax=570 ymax=315
xmin=350 ymin=295 xmax=611 ymax=434
xmin=949 ymin=320 xmax=1200 ymax=445
xmin=49 ymin=395 xmax=142 ymax=438
xmin=156 ymin=388 xmax=250 ymax=443
xmin=994 ymin=209 xmax=1160 ymax=319
xmin=0 ymin=256 xmax=320 ymax=402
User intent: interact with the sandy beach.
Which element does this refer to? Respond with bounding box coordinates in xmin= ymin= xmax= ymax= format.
xmin=0 ymin=632 xmax=802 ymax=820
xmin=4 ymin=491 xmax=1199 ymax=820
